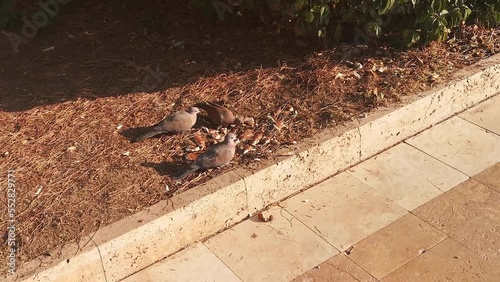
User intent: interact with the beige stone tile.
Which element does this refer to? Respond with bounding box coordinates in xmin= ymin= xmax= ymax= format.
xmin=281 ymin=172 xmax=407 ymax=251
xmin=348 ymin=214 xmax=447 ymax=279
xmin=358 ymin=62 xmax=500 ymax=161
xmin=123 ymin=243 xmax=241 ymax=282
xmin=244 ymin=129 xmax=362 ymax=215
xmin=348 ymin=143 xmax=468 ymax=210
xmin=204 ymin=206 xmax=338 ymax=282
xmin=473 ymin=162 xmax=500 ymax=192
xmin=381 ymin=238 xmax=500 ymax=282
xmin=460 ymin=94 xmax=500 ymax=135
xmin=406 ymin=117 xmax=500 ymax=176
xmin=293 ymin=254 xmax=377 ymax=282
xmin=99 ymin=171 xmax=248 ymax=281
xmin=414 ymin=179 xmax=500 ymax=266
xmin=22 ymin=248 xmax=107 ymax=282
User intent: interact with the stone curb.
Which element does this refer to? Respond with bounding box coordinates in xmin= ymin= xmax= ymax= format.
xmin=12 ymin=53 xmax=500 ymax=282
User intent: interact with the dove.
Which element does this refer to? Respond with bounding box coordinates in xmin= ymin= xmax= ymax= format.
xmin=173 ymin=133 xmax=238 ymax=180
xmin=196 ymin=101 xmax=235 ymax=127
xmin=134 ymin=107 xmax=200 ymax=142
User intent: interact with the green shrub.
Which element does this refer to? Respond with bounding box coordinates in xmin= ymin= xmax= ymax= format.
xmin=194 ymin=0 xmax=500 ymax=48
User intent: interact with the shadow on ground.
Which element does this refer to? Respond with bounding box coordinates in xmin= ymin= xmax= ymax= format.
xmin=141 ymin=161 xmax=182 ymax=177
xmin=0 ymin=0 xmax=323 ymax=112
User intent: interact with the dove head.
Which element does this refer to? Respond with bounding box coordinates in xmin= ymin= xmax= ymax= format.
xmin=224 ymin=133 xmax=239 ymax=145
xmin=187 ymin=107 xmax=200 ymax=115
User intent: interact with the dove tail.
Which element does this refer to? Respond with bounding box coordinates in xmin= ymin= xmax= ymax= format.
xmin=173 ymin=165 xmax=200 ymax=181
xmin=133 ymin=129 xmax=163 ymax=142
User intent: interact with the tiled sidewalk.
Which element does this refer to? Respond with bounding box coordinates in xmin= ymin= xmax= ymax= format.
xmin=122 ymin=95 xmax=500 ymax=282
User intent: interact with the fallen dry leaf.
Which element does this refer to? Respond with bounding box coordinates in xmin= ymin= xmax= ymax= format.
xmin=250 ymin=133 xmax=263 ymax=146
xmin=242 ymin=144 xmax=255 ymax=155
xmin=239 ymin=129 xmax=253 ymax=142
xmin=243 ymin=117 xmax=255 ymax=126
xmin=260 ymin=137 xmax=271 ymax=145
xmin=274 ymin=120 xmax=284 ymax=131
xmin=185 ymin=152 xmax=199 ymax=161
xmin=193 ymin=133 xmax=206 ymax=148
xmin=185 ymin=146 xmax=201 ymax=152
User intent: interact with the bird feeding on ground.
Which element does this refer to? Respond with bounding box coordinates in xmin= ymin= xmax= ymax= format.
xmin=196 ymin=101 xmax=235 ymax=127
xmin=134 ymin=107 xmax=200 ymax=142
xmin=173 ymin=133 xmax=239 ymax=180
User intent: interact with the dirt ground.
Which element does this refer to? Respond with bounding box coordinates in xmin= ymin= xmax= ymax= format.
xmin=0 ymin=0 xmax=498 ymax=272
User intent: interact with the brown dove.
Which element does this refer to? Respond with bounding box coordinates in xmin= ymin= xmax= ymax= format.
xmin=173 ymin=133 xmax=238 ymax=180
xmin=134 ymin=107 xmax=200 ymax=142
xmin=196 ymin=102 xmax=235 ymax=127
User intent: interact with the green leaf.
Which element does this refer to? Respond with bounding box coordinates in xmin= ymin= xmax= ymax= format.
xmin=439 ymin=16 xmax=448 ymax=27
xmin=402 ymin=29 xmax=413 ymax=48
xmin=320 ymin=5 xmax=329 ymax=19
xmin=306 ymin=11 xmax=315 ymax=23
xmin=294 ymin=18 xmax=306 ymax=36
xmin=311 ymin=5 xmax=321 ymax=14
xmin=450 ymin=7 xmax=462 ymax=27
xmin=366 ymin=22 xmax=382 ymax=37
xmin=402 ymin=29 xmax=421 ymax=48
xmin=411 ymin=31 xmax=421 ymax=45
xmin=462 ymin=6 xmax=472 ymax=21
xmin=377 ymin=0 xmax=395 ymax=15
xmin=295 ymin=0 xmax=306 ymax=10
xmin=431 ymin=0 xmax=445 ymax=13
xmin=318 ymin=26 xmax=326 ymax=38
xmin=334 ymin=23 xmax=342 ymax=43
xmin=416 ymin=11 xmax=431 ymax=24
